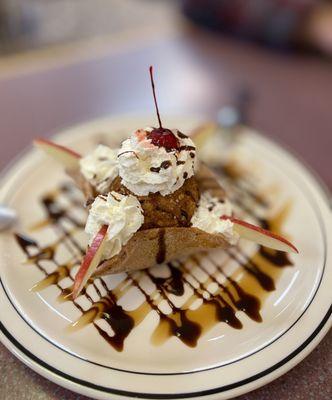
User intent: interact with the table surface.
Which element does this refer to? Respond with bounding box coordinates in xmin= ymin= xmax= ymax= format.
xmin=0 ymin=22 xmax=331 ymax=400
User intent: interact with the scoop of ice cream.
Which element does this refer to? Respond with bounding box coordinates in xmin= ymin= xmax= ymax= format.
xmin=118 ymin=128 xmax=197 ymax=196
xmin=79 ymin=144 xmax=118 ymax=193
xmin=191 ymin=192 xmax=238 ymax=244
xmin=110 ymin=175 xmax=200 ymax=229
xmin=85 ymin=192 xmax=144 ymax=259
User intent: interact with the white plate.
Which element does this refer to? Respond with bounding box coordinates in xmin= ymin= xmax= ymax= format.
xmin=0 ymin=115 xmax=331 ymax=400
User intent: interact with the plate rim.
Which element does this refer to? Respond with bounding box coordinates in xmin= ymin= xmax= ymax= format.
xmin=0 ymin=114 xmax=331 ymax=400
xmin=0 ymin=141 xmax=328 ymax=377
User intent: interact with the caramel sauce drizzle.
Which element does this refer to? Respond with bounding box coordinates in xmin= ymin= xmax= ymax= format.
xmin=15 ymin=161 xmax=293 ymax=351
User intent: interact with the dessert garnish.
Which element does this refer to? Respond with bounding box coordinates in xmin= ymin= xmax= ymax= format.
xmin=34 ymin=67 xmax=298 ymax=299
xmin=145 ymin=66 xmax=180 ymax=151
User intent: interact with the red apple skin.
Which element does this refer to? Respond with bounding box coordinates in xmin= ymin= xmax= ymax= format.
xmin=72 ymin=225 xmax=108 ymax=298
xmin=34 ymin=138 xmax=81 ymax=170
xmin=221 ymin=216 xmax=298 ymax=254
xmin=34 ymin=138 xmax=81 ymax=158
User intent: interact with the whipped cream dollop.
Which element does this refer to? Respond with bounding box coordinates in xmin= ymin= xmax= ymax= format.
xmin=191 ymin=192 xmax=238 ymax=244
xmin=85 ymin=192 xmax=144 ymax=259
xmin=118 ymin=128 xmax=197 ymax=196
xmin=80 ymin=144 xmax=118 ymax=193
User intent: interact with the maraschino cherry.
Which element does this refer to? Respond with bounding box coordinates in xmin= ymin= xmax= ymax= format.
xmin=146 ymin=66 xmax=179 ymax=151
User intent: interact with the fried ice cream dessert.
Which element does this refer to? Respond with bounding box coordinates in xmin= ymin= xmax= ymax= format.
xmin=110 ymin=175 xmax=200 ymax=229
xmin=34 ymin=67 xmax=298 ymax=298
xmin=110 ymin=127 xmax=200 ymax=229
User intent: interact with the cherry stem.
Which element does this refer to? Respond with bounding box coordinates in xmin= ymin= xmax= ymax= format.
xmin=149 ymin=66 xmax=162 ymax=129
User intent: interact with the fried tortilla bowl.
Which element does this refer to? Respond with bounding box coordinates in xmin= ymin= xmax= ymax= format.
xmin=34 ymin=138 xmax=298 ymax=298
xmin=68 ymin=164 xmax=232 ymax=276
xmin=95 ymin=227 xmax=229 ymax=276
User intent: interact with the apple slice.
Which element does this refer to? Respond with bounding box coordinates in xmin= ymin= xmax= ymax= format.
xmin=221 ymin=216 xmax=298 ymax=253
xmin=72 ymin=225 xmax=108 ymax=298
xmin=34 ymin=138 xmax=81 ymax=170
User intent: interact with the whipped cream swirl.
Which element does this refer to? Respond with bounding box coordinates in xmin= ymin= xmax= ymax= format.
xmin=85 ymin=192 xmax=144 ymax=259
xmin=191 ymin=192 xmax=238 ymax=244
xmin=118 ymin=128 xmax=197 ymax=196
xmin=80 ymin=144 xmax=118 ymax=193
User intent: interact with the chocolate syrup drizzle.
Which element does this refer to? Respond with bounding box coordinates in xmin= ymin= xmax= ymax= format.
xmin=15 ymin=160 xmax=293 ymax=352
xmin=156 ymin=229 xmax=166 ymax=264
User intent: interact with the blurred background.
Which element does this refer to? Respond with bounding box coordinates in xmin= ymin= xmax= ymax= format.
xmin=0 ymin=1 xmax=331 ymax=400
xmin=0 ymin=0 xmax=331 ymax=187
